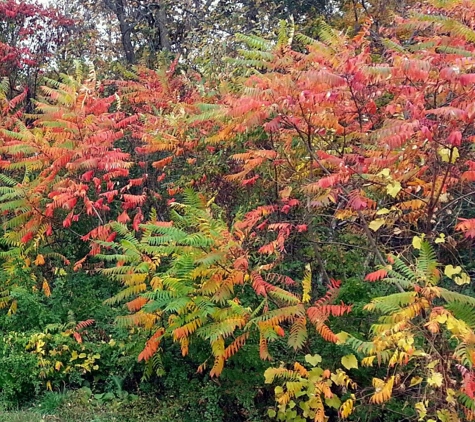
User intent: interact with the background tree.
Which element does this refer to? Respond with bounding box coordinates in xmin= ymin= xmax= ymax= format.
xmin=0 ymin=0 xmax=73 ymax=101
xmin=57 ymin=0 xmax=335 ymax=67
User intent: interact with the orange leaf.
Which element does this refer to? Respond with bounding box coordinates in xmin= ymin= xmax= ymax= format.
xmin=365 ymin=269 xmax=388 ymax=282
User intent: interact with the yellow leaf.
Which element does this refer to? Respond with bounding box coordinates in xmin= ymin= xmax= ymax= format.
xmin=445 ymin=315 xmax=470 ymax=335
xmin=369 ymin=218 xmax=385 ymax=232
xmin=446 ymin=388 xmax=456 ymax=406
xmin=341 ymin=354 xmax=358 ymax=370
xmin=376 ymin=208 xmax=390 ymax=215
xmin=361 ymin=356 xmax=376 ymax=367
xmin=302 ymin=263 xmax=311 ymax=303
xmin=335 ymin=331 xmax=349 ymax=345
xmin=444 ymin=265 xmax=462 ymax=279
xmin=426 ymin=359 xmax=439 ymax=369
xmin=409 ymin=376 xmax=423 ymax=387
xmin=435 ymin=233 xmax=445 ymax=244
xmin=339 ymin=397 xmax=354 ymax=419
xmin=370 ymin=376 xmax=394 ymax=404
xmin=206 ymin=196 xmax=216 ymax=207
xmin=331 ymin=369 xmax=353 ymax=388
xmin=427 ymin=371 xmax=443 ymax=388
xmin=439 ymin=148 xmax=451 ymax=162
xmin=386 ymin=181 xmax=402 ymax=198
xmin=439 ymin=147 xmax=459 ymax=163
xmin=70 ymin=350 xmax=78 ymax=362
xmin=451 ymin=147 xmax=460 ymax=163
xmin=55 ymin=361 xmax=63 ymax=371
xmin=434 ymin=314 xmax=448 ymax=324
xmin=415 ymin=401 xmax=427 ymax=420
xmin=412 ymin=235 xmax=423 ymax=249
xmin=378 ymin=168 xmax=391 ymax=178
xmin=454 ymin=272 xmax=470 ymax=285
xmin=335 ymin=209 xmax=356 ymax=220
xmin=8 ymin=300 xmax=17 ymax=315
xmin=279 ymin=186 xmax=292 ymax=200
xmin=437 ymin=409 xmax=457 ymax=422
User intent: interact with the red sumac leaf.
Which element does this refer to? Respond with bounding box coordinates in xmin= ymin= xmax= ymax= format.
xmin=365 ymin=269 xmax=388 ymax=282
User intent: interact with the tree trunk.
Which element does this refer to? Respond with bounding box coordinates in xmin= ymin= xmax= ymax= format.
xmin=117 ymin=0 xmax=135 ymax=63
xmin=110 ymin=0 xmax=135 ymax=63
xmin=156 ymin=2 xmax=170 ymax=51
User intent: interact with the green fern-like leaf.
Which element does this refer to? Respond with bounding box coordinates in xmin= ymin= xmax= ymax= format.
xmin=235 ymin=33 xmax=273 ymax=51
xmin=439 ymin=288 xmax=475 ymax=307
xmin=412 ymin=13 xmax=475 ymax=43
xmin=288 ymin=317 xmax=308 ymax=350
xmin=365 ymin=291 xmax=417 ymax=314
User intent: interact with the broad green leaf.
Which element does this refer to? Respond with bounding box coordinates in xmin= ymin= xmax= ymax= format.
xmin=325 ymin=395 xmax=341 ymax=409
xmin=267 ymin=409 xmax=277 ymax=418
xmin=264 ymin=369 xmax=274 ymax=384
xmin=308 ymin=367 xmax=324 ymax=383
xmin=341 ymin=354 xmax=358 ymax=370
xmin=305 ymin=354 xmax=322 ymax=367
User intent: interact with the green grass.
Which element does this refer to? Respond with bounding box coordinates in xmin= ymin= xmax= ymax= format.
xmin=0 ymin=412 xmax=44 ymax=422
xmin=0 ymin=410 xmax=123 ymax=422
xmin=0 ymin=391 xmax=185 ymax=422
xmin=0 ymin=409 xmax=165 ymax=422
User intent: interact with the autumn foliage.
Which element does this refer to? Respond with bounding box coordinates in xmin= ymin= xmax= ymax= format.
xmin=3 ymin=0 xmax=475 ymax=420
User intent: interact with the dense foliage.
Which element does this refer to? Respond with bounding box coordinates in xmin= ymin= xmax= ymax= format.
xmin=2 ymin=0 xmax=475 ymax=421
